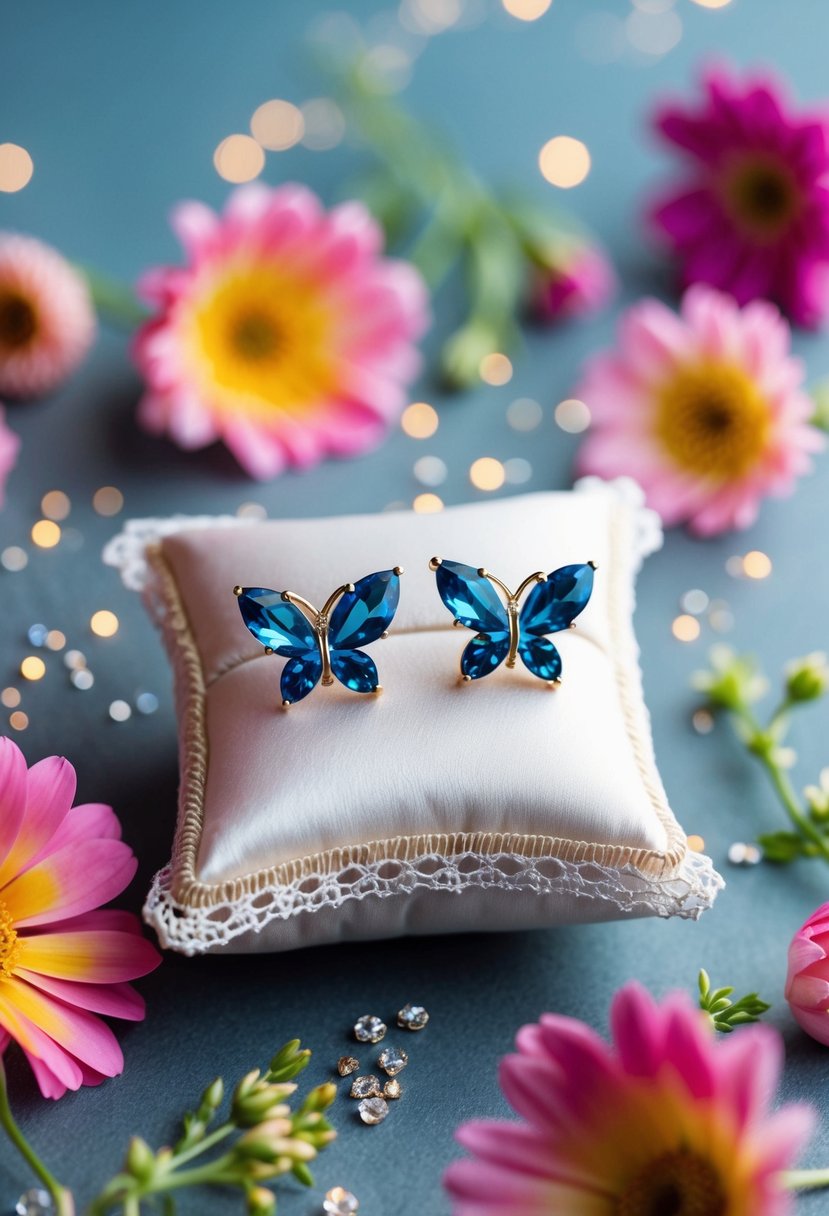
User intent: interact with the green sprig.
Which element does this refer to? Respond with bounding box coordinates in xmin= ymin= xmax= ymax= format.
xmin=697 ymin=969 xmax=770 ymax=1033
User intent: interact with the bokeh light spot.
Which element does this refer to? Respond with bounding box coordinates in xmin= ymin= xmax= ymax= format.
xmin=539 ymin=137 xmax=591 ymax=188
xmin=213 ymin=134 xmax=265 ymax=183
xmin=0 ymin=143 xmax=33 ymax=192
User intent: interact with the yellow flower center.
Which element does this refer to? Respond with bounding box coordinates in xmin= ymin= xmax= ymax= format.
xmin=0 ymin=901 xmax=20 ymax=980
xmin=0 ymin=290 xmax=38 ymax=351
xmin=187 ymin=264 xmax=339 ymax=420
xmin=722 ymin=156 xmax=799 ymax=242
xmin=654 ymin=360 xmax=770 ymax=480
xmin=616 ymin=1149 xmax=727 ymax=1216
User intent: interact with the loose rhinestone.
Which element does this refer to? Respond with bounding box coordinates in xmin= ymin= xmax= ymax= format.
xmin=378 ymin=1045 xmax=408 ymax=1076
xmin=383 ymin=1078 xmax=402 ymax=1099
xmin=354 ymin=1014 xmax=387 ymax=1043
xmin=324 ymin=1187 xmax=359 ymax=1215
xmin=350 ymin=1075 xmax=381 ymax=1099
xmin=397 ymin=1003 xmax=429 ymax=1031
xmin=16 ymin=1190 xmax=54 ymax=1216
xmin=358 ymin=1096 xmax=389 ymax=1125
xmin=337 ymin=1055 xmax=360 ymax=1076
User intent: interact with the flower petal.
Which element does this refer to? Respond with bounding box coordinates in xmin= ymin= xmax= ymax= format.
xmin=3 ymin=976 xmax=123 ymax=1076
xmin=0 ymin=756 xmax=76 ymax=886
xmin=15 ymin=970 xmax=146 ymax=1022
xmin=0 ymin=737 xmax=28 ymax=872
xmin=18 ymin=928 xmax=160 ymax=983
xmin=3 ymin=838 xmax=137 ymax=928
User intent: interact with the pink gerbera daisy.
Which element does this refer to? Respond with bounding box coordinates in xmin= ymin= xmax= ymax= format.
xmin=133 ymin=183 xmax=429 ymax=480
xmin=445 ymin=982 xmax=815 ymax=1216
xmin=0 ymin=738 xmax=160 ymax=1099
xmin=0 ymin=405 xmax=20 ymax=506
xmin=0 ymin=234 xmax=96 ymax=398
xmin=649 ymin=65 xmax=829 ymax=328
xmin=574 ymin=285 xmax=823 ymax=536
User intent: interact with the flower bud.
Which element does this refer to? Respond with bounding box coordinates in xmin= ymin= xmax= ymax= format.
xmin=440 ymin=320 xmax=502 ymax=390
xmin=200 ymin=1076 xmax=225 ymax=1115
xmin=125 ymin=1136 xmax=155 ymax=1184
xmin=299 ymin=1082 xmax=337 ymax=1114
xmin=531 ymin=238 xmax=615 ymax=324
xmin=785 ymin=652 xmax=829 ymax=703
xmin=786 ymin=902 xmax=829 ymax=1044
xmin=232 ymin=1079 xmax=296 ymax=1126
xmin=804 ymin=768 xmax=829 ymax=820
xmin=247 ymin=1187 xmax=276 ymax=1216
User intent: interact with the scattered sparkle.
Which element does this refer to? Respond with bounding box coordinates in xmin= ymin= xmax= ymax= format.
xmin=350 ymin=1075 xmax=382 ymax=1099
xmin=503 ymin=457 xmax=533 ymax=485
xmin=378 ymin=1045 xmax=408 ymax=1076
xmin=45 ymin=630 xmax=66 ymax=651
xmin=337 ymin=1056 xmax=360 ymax=1077
xmin=236 ymin=502 xmax=267 ymax=520
xmin=40 ymin=491 xmax=71 ymax=521
xmin=63 ymin=649 xmax=87 ymax=670
xmin=539 ymin=136 xmax=591 ymax=188
xmin=413 ymin=455 xmax=448 ymax=487
xmin=680 ymin=589 xmax=709 ymax=616
xmin=354 ymin=1014 xmax=387 ymax=1044
xmin=27 ymin=624 xmax=48 ymax=648
xmin=397 ymin=1003 xmax=430 ymax=1030
xmin=1 ymin=547 xmax=28 ymax=572
xmin=554 ymin=398 xmax=591 ymax=433
xmin=92 ymin=486 xmax=124 ymax=516
xmin=626 ymin=7 xmax=683 ymax=54
xmin=686 ymin=834 xmax=705 ymax=853
xmin=358 ymin=1096 xmax=389 ymax=1125
xmin=90 ymin=610 xmax=119 ymax=638
xmin=413 ymin=492 xmax=444 ymax=513
xmin=383 ymin=1078 xmax=402 ymax=1099
xmin=250 ymin=99 xmax=304 ymax=151
xmin=506 ymin=397 xmax=543 ymax=431
xmin=479 ymin=353 xmax=513 ymax=386
xmin=692 ymin=709 xmax=715 ymax=735
xmin=135 ymin=691 xmax=159 ymax=715
xmin=300 ymin=98 xmax=346 ymax=151
xmin=1 ymin=688 xmax=21 ymax=708
xmin=109 ymin=700 xmax=132 ymax=723
xmin=70 ymin=669 xmax=94 ymax=691
xmin=31 ymin=520 xmax=61 ymax=549
xmin=213 ymin=134 xmax=265 ymax=184
xmin=469 ymin=457 xmax=506 ymax=492
xmin=20 ymin=656 xmax=46 ymax=681
xmin=502 ymin=0 xmax=552 ymax=20
xmin=728 ymin=842 xmax=763 ymax=866
xmin=8 ymin=711 xmax=28 ymax=732
xmin=401 ymin=401 xmax=439 ymax=439
xmin=708 ymin=602 xmax=734 ymax=633
xmin=0 ymin=144 xmax=34 ymax=192
xmin=15 ymin=1189 xmax=53 ymax=1216
xmin=672 ymin=614 xmax=701 ymax=642
xmin=743 ymin=551 xmax=772 ymax=580
xmin=324 ymin=1188 xmax=359 ymax=1216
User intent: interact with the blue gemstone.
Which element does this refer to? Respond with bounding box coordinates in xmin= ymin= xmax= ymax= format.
xmin=460 ymin=631 xmax=510 ymax=680
xmin=237 ymin=588 xmax=317 ymax=656
xmin=331 ymin=649 xmax=379 ymax=693
xmin=519 ymin=564 xmax=594 ymax=637
xmin=519 ymin=636 xmax=562 ymax=682
xmin=329 ymin=570 xmax=401 ymax=650
xmin=280 ymin=652 xmax=322 ymax=704
xmin=435 ymin=561 xmax=509 ymax=635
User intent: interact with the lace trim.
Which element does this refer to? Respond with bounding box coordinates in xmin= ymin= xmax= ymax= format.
xmin=144 ymin=849 xmax=723 ymax=956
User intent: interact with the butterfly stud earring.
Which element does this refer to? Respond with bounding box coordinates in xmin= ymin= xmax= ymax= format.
xmin=234 ymin=568 xmax=402 ymax=708
xmin=429 ymin=558 xmax=596 ymax=686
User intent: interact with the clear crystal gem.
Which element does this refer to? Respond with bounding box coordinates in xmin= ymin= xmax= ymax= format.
xmin=350 ymin=1074 xmax=381 ymax=1099
xmin=16 ymin=1190 xmax=54 ymax=1216
xmin=324 ymin=1186 xmax=359 ymax=1215
xmin=378 ymin=1045 xmax=408 ymax=1076
xmin=358 ymin=1096 xmax=389 ymax=1125
xmin=383 ymin=1078 xmax=402 ymax=1099
xmin=354 ymin=1014 xmax=387 ymax=1043
xmin=397 ymin=1003 xmax=429 ymax=1031
xmin=337 ymin=1055 xmax=360 ymax=1076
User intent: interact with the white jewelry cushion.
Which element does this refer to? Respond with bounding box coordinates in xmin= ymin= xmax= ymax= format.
xmin=105 ymin=479 xmax=721 ymax=955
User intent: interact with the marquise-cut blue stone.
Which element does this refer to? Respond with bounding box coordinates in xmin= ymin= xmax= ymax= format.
xmin=281 ymin=652 xmax=322 ymax=704
xmin=519 ymin=636 xmax=562 ymax=682
xmin=461 ymin=631 xmax=511 ymax=680
xmin=331 ymin=649 xmax=379 ymax=693
xmin=329 ymin=570 xmax=400 ymax=650
xmin=520 ymin=564 xmax=594 ymax=637
xmin=238 ymin=588 xmax=317 ymax=655
xmin=436 ymin=561 xmax=509 ymax=635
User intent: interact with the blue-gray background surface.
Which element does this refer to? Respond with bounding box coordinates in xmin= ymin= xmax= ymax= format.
xmin=2 ymin=1 xmax=829 ymax=1211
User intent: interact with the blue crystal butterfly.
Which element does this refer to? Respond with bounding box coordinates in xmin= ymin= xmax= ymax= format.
xmin=234 ymin=568 xmax=402 ymax=707
xmin=429 ymin=558 xmax=596 ymax=685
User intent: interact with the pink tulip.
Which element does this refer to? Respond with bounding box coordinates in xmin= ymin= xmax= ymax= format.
xmin=786 ymin=903 xmax=829 ymax=1045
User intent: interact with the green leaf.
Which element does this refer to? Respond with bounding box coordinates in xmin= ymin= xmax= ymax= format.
xmin=757 ymin=831 xmax=807 ymax=863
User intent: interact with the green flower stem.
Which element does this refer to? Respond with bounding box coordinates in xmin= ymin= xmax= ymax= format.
xmin=167 ymin=1121 xmax=236 ymax=1168
xmin=122 ymin=1197 xmax=141 ymax=1216
xmin=782 ymin=1169 xmax=829 ymax=1190
xmin=77 ymin=265 xmax=147 ymax=331
xmin=0 ymin=1063 xmax=74 ymax=1216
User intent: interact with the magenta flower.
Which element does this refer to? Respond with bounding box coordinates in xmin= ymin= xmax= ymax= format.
xmin=575 ymin=285 xmax=823 ymax=536
xmin=445 ymin=982 xmax=815 ymax=1216
xmin=649 ymin=65 xmax=829 ymax=329
xmin=133 ymin=183 xmax=429 ymax=480
xmin=0 ymin=405 xmax=19 ymax=507
xmin=0 ymin=234 xmax=96 ymax=399
xmin=786 ymin=902 xmax=829 ymax=1046
xmin=532 ymin=238 xmax=616 ymax=324
xmin=0 ymin=738 xmax=161 ymax=1099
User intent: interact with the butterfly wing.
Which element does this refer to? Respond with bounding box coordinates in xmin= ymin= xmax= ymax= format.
xmin=435 ymin=561 xmax=511 ymax=681
xmin=281 ymin=653 xmax=323 ymax=705
xmin=328 ymin=569 xmax=401 ymax=649
xmin=461 ymin=631 xmax=511 ymax=681
xmin=518 ymin=636 xmax=562 ymax=683
xmin=330 ymin=650 xmax=380 ymax=694
xmin=518 ymin=564 xmax=594 ymax=681
xmin=236 ymin=587 xmax=322 ymax=705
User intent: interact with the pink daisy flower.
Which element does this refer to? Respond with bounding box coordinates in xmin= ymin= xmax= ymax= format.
xmin=786 ymin=901 xmax=829 ymax=1047
xmin=0 ymin=405 xmax=20 ymax=507
xmin=574 ymin=285 xmax=823 ymax=536
xmin=649 ymin=65 xmax=829 ymax=329
xmin=133 ymin=183 xmax=429 ymax=480
xmin=0 ymin=738 xmax=160 ymax=1099
xmin=0 ymin=234 xmax=96 ymax=399
xmin=532 ymin=238 xmax=616 ymax=324
xmin=445 ymin=982 xmax=815 ymax=1216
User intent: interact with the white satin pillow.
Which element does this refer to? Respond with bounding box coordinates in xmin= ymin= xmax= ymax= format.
xmin=106 ymin=479 xmax=721 ymax=955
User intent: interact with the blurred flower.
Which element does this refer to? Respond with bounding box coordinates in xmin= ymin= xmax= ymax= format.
xmin=575 ymin=285 xmax=823 ymax=535
xmin=0 ymin=234 xmax=96 ymax=398
xmin=134 ymin=184 xmax=429 ymax=479
xmin=785 ymin=652 xmax=829 ymax=704
xmin=786 ymin=903 xmax=829 ymax=1045
xmin=531 ymin=237 xmax=615 ymax=323
xmin=0 ymin=405 xmax=19 ymax=506
xmin=693 ymin=644 xmax=768 ymax=710
xmin=0 ymin=738 xmax=160 ymax=1099
xmin=445 ymin=982 xmax=814 ymax=1216
xmin=649 ymin=65 xmax=829 ymax=329
xmin=805 ymin=769 xmax=829 ymax=820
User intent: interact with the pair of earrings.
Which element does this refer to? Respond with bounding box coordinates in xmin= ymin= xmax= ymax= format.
xmin=234 ymin=558 xmax=596 ymax=708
